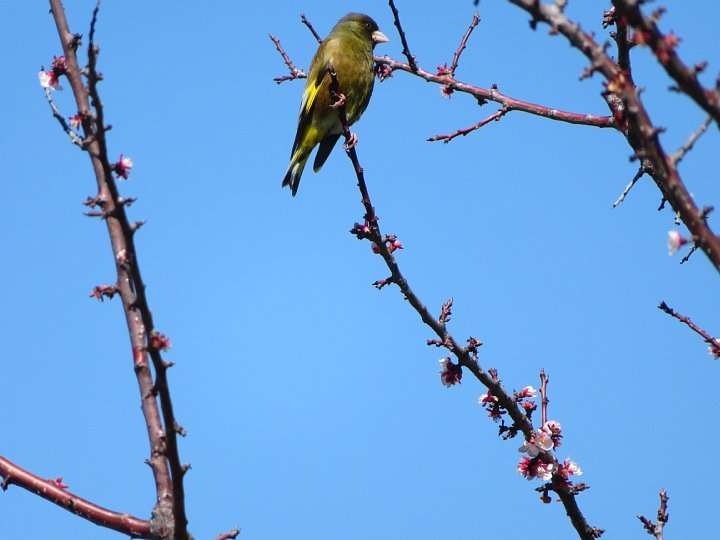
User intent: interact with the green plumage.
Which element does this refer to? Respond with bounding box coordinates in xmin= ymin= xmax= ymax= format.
xmin=282 ymin=13 xmax=388 ymax=196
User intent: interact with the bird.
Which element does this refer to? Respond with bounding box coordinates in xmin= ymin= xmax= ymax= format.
xmin=282 ymin=13 xmax=389 ymax=196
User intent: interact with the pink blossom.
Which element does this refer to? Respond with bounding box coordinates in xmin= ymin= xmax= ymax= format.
xmin=517 ymin=456 xmax=554 ymax=481
xmin=149 ymin=331 xmax=172 ymax=352
xmin=39 ymin=70 xmax=63 ymax=91
xmin=667 ymin=230 xmax=688 ymax=256
xmin=519 ymin=429 xmax=554 ymax=457
xmin=542 ymin=420 xmax=563 ymax=449
xmin=439 ymin=357 xmax=462 ymax=387
xmin=535 ymin=461 xmax=554 ymax=481
xmin=479 ymin=391 xmax=497 ymax=404
xmin=560 ymin=458 xmax=582 ymax=477
xmin=113 ymin=154 xmax=134 ymax=179
xmin=517 ymin=456 xmax=532 ymax=478
xmin=521 ymin=400 xmax=537 ymax=413
xmin=38 ymin=56 xmax=66 ymax=91
xmin=708 ymin=340 xmax=720 ymax=359
xmin=47 ymin=477 xmax=69 ymax=490
xmin=518 ymin=385 xmax=537 ymax=398
xmin=68 ymin=114 xmax=82 ymax=129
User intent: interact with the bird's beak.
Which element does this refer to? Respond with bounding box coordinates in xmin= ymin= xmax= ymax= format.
xmin=372 ymin=30 xmax=389 ymax=45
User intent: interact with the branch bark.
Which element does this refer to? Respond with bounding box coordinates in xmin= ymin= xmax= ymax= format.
xmin=47 ymin=2 xmax=188 ymax=537
xmin=0 ymin=456 xmax=152 ymax=538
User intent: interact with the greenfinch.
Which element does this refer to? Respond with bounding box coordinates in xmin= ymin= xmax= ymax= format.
xmin=282 ymin=13 xmax=389 ymax=196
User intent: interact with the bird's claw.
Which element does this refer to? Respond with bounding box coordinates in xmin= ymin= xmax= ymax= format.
xmin=331 ymin=93 xmax=347 ymax=109
xmin=343 ymin=132 xmax=358 ymax=150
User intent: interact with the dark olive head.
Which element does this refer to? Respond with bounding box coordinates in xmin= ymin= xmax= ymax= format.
xmin=335 ymin=13 xmax=389 ymax=46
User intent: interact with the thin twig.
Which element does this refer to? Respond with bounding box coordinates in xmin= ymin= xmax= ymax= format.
xmin=637 ymin=489 xmax=669 ymax=540
xmin=612 ymin=163 xmax=647 ymax=207
xmin=427 ymin=107 xmax=508 ymax=143
xmin=214 ymin=528 xmax=241 ymax=540
xmin=679 ymin=244 xmax=698 ymax=264
xmin=449 ymin=11 xmax=480 ymax=77
xmin=0 ymin=456 xmax=152 ymax=538
xmin=300 ymin=13 xmax=322 ymax=43
xmin=269 ymin=34 xmax=307 ymax=84
xmin=539 ymin=369 xmax=549 ymax=426
xmin=43 ymin=87 xmax=84 ymax=147
xmin=671 ymin=115 xmax=712 ymax=165
xmin=388 ymin=0 xmax=418 ymax=72
xmin=658 ymin=301 xmax=718 ymax=352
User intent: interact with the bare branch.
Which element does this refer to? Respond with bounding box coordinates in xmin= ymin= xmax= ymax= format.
xmin=0 ymin=456 xmax=152 ymax=538
xmin=375 ymin=56 xmax=615 ymax=129
xmin=671 ymin=115 xmax=712 ymax=165
xmin=613 ymin=0 xmax=720 ymax=127
xmin=612 ymin=162 xmax=647 ymax=207
xmin=388 ymin=0 xmax=418 ymax=72
xmin=214 ymin=528 xmax=241 ymax=540
xmin=539 ymin=369 xmax=549 ymax=426
xmin=505 ymin=0 xmax=720 ymax=274
xmin=637 ymin=489 xmax=669 ymax=540
xmin=449 ymin=11 xmax=480 ymax=77
xmin=47 ymin=1 xmax=190 ymax=536
xmin=300 ymin=13 xmax=322 ymax=43
xmin=427 ymin=107 xmax=508 ymax=143
xmin=658 ymin=301 xmax=719 ymax=357
xmin=43 ymin=87 xmax=84 ymax=147
xmin=269 ymin=34 xmax=307 ymax=84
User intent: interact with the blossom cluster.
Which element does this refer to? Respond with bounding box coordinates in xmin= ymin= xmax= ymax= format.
xmin=516 ymin=420 xmax=581 ymax=490
xmin=438 ymin=357 xmax=462 ymax=387
xmin=478 ymin=390 xmax=505 ymax=421
xmin=39 ymin=56 xmax=67 ymax=91
xmin=515 ymin=385 xmax=537 ymax=417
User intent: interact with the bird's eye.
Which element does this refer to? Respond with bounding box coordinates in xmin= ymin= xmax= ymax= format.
xmin=364 ymin=22 xmax=372 ymax=30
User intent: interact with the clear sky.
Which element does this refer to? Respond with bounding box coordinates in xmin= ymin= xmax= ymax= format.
xmin=2 ymin=1 xmax=719 ymax=539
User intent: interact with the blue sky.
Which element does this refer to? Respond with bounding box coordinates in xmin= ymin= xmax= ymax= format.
xmin=2 ymin=1 xmax=719 ymax=539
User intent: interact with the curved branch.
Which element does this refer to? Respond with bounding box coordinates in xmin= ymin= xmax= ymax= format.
xmin=0 ymin=456 xmax=152 ymax=538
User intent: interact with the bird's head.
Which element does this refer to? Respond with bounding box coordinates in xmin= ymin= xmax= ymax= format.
xmin=336 ymin=13 xmax=389 ymax=47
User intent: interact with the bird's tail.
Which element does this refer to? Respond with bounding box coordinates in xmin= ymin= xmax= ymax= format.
xmin=282 ymin=150 xmax=309 ymax=197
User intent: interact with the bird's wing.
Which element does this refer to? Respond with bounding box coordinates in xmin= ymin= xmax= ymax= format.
xmin=291 ymin=48 xmax=330 ymax=156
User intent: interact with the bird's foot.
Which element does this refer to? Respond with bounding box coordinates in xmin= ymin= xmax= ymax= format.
xmin=343 ymin=132 xmax=358 ymax=150
xmin=331 ymin=93 xmax=346 ymax=109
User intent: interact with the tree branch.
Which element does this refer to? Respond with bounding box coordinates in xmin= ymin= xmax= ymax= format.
xmin=327 ymin=62 xmax=602 ymax=540
xmin=637 ymin=489 xmax=669 ymax=540
xmin=658 ymin=301 xmax=719 ymax=357
xmin=47 ymin=2 xmax=188 ymax=537
xmin=613 ymin=0 xmax=720 ymax=127
xmin=374 ymin=56 xmax=616 ymax=129
xmin=0 ymin=456 xmax=152 ymax=538
xmin=506 ymin=0 xmax=720 ymax=273
xmin=427 ymin=107 xmax=508 ymax=143
xmin=448 ymin=11 xmax=480 ymax=77
xmin=388 ymin=0 xmax=418 ymax=71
